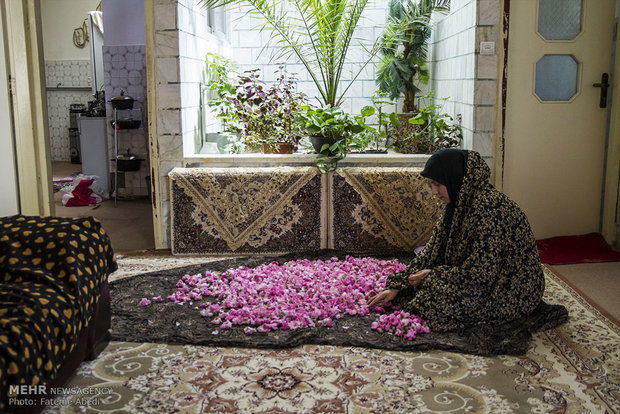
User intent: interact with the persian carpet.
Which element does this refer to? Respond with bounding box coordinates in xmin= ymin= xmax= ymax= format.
xmin=330 ymin=168 xmax=442 ymax=252
xmin=169 ymin=167 xmax=324 ymax=255
xmin=109 ymin=252 xmax=568 ymax=357
xmin=40 ymin=255 xmax=619 ymax=414
xmin=537 ymin=232 xmax=620 ymax=264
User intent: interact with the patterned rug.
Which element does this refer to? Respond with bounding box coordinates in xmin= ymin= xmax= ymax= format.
xmin=169 ymin=167 xmax=323 ymax=255
xmin=331 ymin=168 xmax=442 ymax=252
xmin=41 ymin=256 xmax=619 ymax=414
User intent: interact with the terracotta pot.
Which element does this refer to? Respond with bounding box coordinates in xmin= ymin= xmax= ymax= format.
xmin=262 ymin=142 xmax=294 ymax=154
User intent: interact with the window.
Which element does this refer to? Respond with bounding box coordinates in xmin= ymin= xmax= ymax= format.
xmin=207 ymin=6 xmax=228 ymax=38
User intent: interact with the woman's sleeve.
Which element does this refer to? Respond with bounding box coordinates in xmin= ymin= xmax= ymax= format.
xmin=414 ymin=208 xmax=501 ymax=301
xmin=385 ymin=222 xmax=442 ymax=290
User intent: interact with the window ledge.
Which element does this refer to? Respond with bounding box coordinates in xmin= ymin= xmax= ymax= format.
xmin=184 ymin=151 xmax=432 ymax=167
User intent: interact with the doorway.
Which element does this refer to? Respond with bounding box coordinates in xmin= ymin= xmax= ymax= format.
xmin=40 ymin=0 xmax=155 ymax=252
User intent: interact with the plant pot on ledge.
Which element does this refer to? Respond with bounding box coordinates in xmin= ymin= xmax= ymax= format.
xmin=309 ymin=136 xmax=342 ymax=156
xmin=262 ymin=142 xmax=295 ymax=154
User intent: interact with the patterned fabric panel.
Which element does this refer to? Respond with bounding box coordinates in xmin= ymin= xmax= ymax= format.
xmin=331 ymin=168 xmax=442 ymax=253
xmin=0 ymin=215 xmax=117 ymax=412
xmin=170 ymin=167 xmax=324 ymax=254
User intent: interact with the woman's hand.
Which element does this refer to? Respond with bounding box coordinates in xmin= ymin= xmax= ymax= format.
xmin=367 ymin=289 xmax=398 ymax=307
xmin=408 ymin=269 xmax=431 ymax=287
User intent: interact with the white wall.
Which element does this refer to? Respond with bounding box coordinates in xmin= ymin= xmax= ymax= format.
xmin=429 ymin=0 xmax=500 ymax=157
xmin=40 ymin=0 xmax=101 ymax=60
xmin=230 ymin=2 xmax=389 ymax=116
xmin=102 ymin=0 xmax=145 ymax=46
xmin=178 ymin=0 xmax=231 ymax=156
xmin=428 ymin=0 xmax=477 ymax=150
xmin=0 ymin=11 xmax=19 ymax=215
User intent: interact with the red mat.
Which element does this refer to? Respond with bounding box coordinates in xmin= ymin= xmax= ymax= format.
xmin=537 ymin=233 xmax=620 ymax=264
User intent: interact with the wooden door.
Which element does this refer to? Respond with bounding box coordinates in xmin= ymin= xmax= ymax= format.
xmin=503 ymin=0 xmax=616 ymax=238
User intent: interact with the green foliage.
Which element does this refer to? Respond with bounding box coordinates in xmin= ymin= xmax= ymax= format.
xmin=355 ymin=91 xmax=400 ymax=151
xmin=231 ymin=67 xmax=307 ymax=149
xmin=391 ymin=91 xmax=462 ymax=154
xmin=297 ymin=105 xmax=365 ymax=173
xmin=199 ymin=0 xmax=382 ymax=107
xmin=205 ymin=53 xmax=242 ymax=133
xmin=377 ymin=0 xmax=450 ymax=112
xmin=297 ymin=106 xmax=364 ymax=140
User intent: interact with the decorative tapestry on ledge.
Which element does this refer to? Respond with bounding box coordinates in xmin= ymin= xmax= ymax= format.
xmin=331 ymin=167 xmax=442 ymax=253
xmin=169 ymin=167 xmax=442 ymax=255
xmin=170 ymin=167 xmax=324 ymax=255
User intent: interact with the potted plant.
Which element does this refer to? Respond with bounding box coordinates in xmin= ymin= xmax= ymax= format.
xmin=297 ymin=105 xmax=365 ymax=172
xmin=231 ymin=67 xmax=307 ymax=154
xmin=202 ymin=54 xmax=243 ymax=152
xmin=390 ymin=92 xmax=463 ymax=154
xmin=357 ymin=92 xmax=401 ymax=153
xmin=377 ymin=0 xmax=451 ymax=113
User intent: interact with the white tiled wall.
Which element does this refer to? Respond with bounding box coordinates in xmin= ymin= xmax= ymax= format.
xmin=230 ymin=2 xmax=391 ymax=116
xmin=428 ymin=0 xmax=501 ymax=156
xmin=45 ymin=60 xmax=92 ymax=161
xmin=153 ymin=0 xmax=231 ymax=245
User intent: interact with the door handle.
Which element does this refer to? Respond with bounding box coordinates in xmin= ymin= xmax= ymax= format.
xmin=593 ymin=73 xmax=609 ymax=108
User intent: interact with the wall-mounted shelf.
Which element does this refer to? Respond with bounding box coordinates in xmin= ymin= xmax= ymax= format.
xmin=46 ymin=86 xmax=92 ymax=91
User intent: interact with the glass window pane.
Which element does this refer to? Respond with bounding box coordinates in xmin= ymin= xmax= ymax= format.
xmin=538 ymin=0 xmax=583 ymax=40
xmin=535 ymin=55 xmax=579 ymax=101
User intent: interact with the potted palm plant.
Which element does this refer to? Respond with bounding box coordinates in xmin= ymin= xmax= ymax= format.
xmin=377 ymin=0 xmax=450 ymax=113
xmin=200 ymin=0 xmax=383 ymax=109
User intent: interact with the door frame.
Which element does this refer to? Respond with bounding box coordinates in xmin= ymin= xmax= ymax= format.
xmin=601 ymin=2 xmax=620 ymax=245
xmin=2 ymin=0 xmax=53 ymax=216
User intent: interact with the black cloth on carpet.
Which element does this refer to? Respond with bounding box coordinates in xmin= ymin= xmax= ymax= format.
xmin=110 ymin=251 xmax=567 ymax=356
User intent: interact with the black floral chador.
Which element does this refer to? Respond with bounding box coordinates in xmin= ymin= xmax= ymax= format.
xmin=386 ymin=150 xmax=545 ymax=332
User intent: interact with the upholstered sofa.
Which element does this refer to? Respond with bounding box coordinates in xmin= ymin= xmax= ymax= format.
xmin=0 ymin=215 xmax=116 ymax=413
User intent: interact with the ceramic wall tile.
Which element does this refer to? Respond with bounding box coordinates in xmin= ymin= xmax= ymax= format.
xmin=157 ymin=57 xmax=180 ymax=83
xmin=155 ymin=4 xmax=177 ymax=30
xmin=478 ymin=0 xmax=501 ymax=26
xmin=45 ymin=60 xmax=92 ymax=161
xmin=474 ymin=106 xmax=496 ymax=131
xmin=474 ymin=79 xmax=497 ymax=105
xmin=103 ymin=45 xmax=148 ymax=196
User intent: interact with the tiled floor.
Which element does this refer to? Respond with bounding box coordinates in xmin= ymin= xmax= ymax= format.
xmin=52 ymin=161 xmax=155 ymax=253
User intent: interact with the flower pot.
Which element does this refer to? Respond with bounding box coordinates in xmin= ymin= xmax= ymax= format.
xmin=309 ymin=136 xmax=342 ymax=155
xmin=262 ymin=142 xmax=295 ymax=154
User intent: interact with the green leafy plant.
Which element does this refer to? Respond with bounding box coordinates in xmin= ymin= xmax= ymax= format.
xmin=200 ymin=0 xmax=382 ymax=108
xmin=297 ymin=106 xmax=365 ymax=172
xmin=205 ymin=53 xmax=242 ymax=133
xmin=357 ymin=92 xmax=400 ymax=152
xmin=377 ymin=0 xmax=450 ymax=113
xmin=230 ymin=67 xmax=307 ymax=151
xmin=390 ymin=92 xmax=462 ymax=154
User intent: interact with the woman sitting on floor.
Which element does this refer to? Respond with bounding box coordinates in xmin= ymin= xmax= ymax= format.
xmin=368 ymin=149 xmax=545 ymax=331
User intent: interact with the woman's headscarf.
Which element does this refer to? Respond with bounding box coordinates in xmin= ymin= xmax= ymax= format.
xmin=420 ymin=149 xmax=469 ymax=234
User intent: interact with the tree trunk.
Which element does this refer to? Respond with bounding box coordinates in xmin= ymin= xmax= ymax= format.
xmin=403 ymin=90 xmax=416 ymax=113
xmin=401 ymin=39 xmax=417 ymax=113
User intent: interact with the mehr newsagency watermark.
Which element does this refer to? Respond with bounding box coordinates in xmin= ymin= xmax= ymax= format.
xmin=8 ymin=385 xmax=113 ymax=408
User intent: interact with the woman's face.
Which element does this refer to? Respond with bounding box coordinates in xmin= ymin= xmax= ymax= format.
xmin=427 ymin=178 xmax=450 ymax=204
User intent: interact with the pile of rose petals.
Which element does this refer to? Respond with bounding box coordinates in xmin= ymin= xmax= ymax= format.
xmin=138 ymin=256 xmax=430 ymax=339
